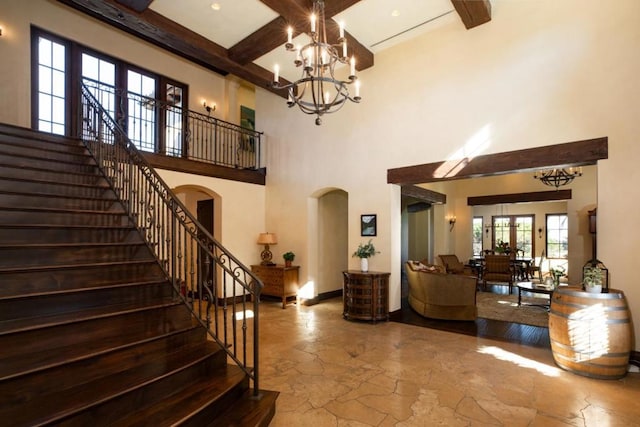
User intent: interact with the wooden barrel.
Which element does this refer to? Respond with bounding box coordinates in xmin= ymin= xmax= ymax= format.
xmin=549 ymin=287 xmax=631 ymax=379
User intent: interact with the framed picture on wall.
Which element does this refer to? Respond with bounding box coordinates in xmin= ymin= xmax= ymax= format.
xmin=361 ymin=214 xmax=377 ymax=236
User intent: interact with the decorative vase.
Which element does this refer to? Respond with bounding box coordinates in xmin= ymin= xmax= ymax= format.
xmin=285 ymin=260 xmax=292 ymax=267
xmin=585 ymin=284 xmax=602 ymax=294
xmin=360 ymin=257 xmax=368 ymax=272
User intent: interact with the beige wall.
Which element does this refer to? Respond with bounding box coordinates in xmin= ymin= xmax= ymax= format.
xmin=256 ymin=0 xmax=640 ymax=349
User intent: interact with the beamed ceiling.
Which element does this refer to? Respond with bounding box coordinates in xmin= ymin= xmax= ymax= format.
xmin=56 ymin=0 xmax=491 ymax=99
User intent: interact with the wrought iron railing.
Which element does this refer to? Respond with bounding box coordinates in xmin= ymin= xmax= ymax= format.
xmin=82 ymin=78 xmax=263 ymax=170
xmin=79 ymin=83 xmax=263 ymax=394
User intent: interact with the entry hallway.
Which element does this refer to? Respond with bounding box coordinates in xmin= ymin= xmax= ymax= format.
xmin=258 ymin=297 xmax=640 ymax=426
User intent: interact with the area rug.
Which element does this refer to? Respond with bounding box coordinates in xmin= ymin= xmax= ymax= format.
xmin=477 ymin=292 xmax=549 ymax=328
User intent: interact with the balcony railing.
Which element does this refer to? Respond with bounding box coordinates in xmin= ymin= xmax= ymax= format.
xmin=82 ymin=78 xmax=263 ymax=170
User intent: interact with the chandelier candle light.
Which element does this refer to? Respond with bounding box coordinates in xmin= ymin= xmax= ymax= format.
xmin=271 ymin=0 xmax=361 ymax=125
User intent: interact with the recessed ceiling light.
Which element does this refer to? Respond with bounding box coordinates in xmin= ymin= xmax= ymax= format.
xmin=211 ymin=3 xmax=221 ymax=10
xmin=391 ymin=10 xmax=400 ymax=17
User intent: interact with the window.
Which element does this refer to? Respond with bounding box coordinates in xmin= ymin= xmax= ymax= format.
xmin=472 ymin=216 xmax=483 ymax=256
xmin=127 ymin=69 xmax=157 ymax=152
xmin=32 ymin=28 xmax=187 ymax=153
xmin=81 ymin=53 xmax=116 ymax=119
xmin=36 ymin=35 xmax=67 ymax=135
xmin=492 ymin=214 xmax=534 ymax=258
xmin=546 ymin=214 xmax=568 ymax=259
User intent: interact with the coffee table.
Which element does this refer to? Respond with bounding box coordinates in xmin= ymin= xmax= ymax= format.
xmin=515 ymin=281 xmax=556 ymax=310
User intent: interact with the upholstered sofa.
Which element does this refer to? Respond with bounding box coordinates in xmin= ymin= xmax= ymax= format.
xmin=405 ymin=261 xmax=477 ymax=321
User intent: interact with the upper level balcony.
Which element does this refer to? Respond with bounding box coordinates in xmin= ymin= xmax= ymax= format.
xmin=83 ymin=79 xmax=265 ymax=185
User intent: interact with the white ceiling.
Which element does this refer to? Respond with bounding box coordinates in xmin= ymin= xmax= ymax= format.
xmin=149 ymin=0 xmax=460 ymax=82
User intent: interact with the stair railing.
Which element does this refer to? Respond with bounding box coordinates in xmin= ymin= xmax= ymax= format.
xmin=79 ymin=82 xmax=264 ymax=395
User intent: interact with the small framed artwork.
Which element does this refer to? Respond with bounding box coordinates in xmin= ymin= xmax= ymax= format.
xmin=361 ymin=214 xmax=377 ymax=236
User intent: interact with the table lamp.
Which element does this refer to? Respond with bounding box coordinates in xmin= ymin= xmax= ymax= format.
xmin=257 ymin=232 xmax=277 ymax=265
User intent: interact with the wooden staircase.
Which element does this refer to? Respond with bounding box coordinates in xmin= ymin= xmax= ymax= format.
xmin=0 ymin=124 xmax=277 ymax=426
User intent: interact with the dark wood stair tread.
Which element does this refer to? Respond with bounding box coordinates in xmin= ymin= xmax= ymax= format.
xmin=1 ymin=340 xmax=225 ymax=426
xmin=0 ymin=294 xmax=179 ymax=335
xmin=110 ymin=364 xmax=249 ymax=426
xmin=0 ymin=302 xmax=195 ymax=380
xmin=0 ymin=278 xmax=171 ymax=300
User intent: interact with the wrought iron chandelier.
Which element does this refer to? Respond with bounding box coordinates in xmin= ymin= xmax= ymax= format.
xmin=271 ymin=0 xmax=361 ymax=125
xmin=534 ymin=167 xmax=583 ymax=189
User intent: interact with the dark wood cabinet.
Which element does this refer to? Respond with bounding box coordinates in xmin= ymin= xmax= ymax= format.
xmin=342 ymin=270 xmax=390 ymax=322
xmin=251 ymin=265 xmax=299 ymax=309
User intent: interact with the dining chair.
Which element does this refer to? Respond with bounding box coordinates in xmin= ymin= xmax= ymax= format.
xmin=528 ymin=251 xmax=545 ymax=282
xmin=482 ymin=254 xmax=514 ymax=293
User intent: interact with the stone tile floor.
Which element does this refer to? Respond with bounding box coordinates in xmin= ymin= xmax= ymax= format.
xmin=257 ymin=297 xmax=640 ymax=426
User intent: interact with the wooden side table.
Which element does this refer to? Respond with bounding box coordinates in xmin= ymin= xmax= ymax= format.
xmin=342 ymin=270 xmax=390 ymax=322
xmin=251 ymin=264 xmax=299 ymax=309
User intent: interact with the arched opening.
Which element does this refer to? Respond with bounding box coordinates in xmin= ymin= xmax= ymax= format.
xmin=305 ymin=188 xmax=348 ymax=302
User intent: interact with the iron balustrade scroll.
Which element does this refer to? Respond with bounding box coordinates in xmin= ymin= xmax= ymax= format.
xmin=82 ymin=78 xmax=263 ymax=170
xmin=79 ymin=83 xmax=264 ymax=395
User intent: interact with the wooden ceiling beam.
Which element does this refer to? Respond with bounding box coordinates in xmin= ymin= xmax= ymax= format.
xmin=114 ymin=0 xmax=154 ymax=13
xmin=451 ymin=0 xmax=492 ymax=30
xmin=56 ymin=0 xmax=291 ymax=98
xmin=387 ymin=137 xmax=608 ymax=185
xmin=468 ymin=190 xmax=572 ymax=206
xmin=230 ymin=0 xmax=373 ymax=70
xmin=401 ymin=185 xmax=446 ymax=205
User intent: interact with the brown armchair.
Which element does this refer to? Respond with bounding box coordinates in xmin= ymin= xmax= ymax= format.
xmin=482 ymin=254 xmax=513 ymax=293
xmin=438 ymin=254 xmax=472 ymax=275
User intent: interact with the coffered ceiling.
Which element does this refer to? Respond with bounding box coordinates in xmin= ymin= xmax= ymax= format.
xmin=57 ymin=0 xmax=491 ymax=98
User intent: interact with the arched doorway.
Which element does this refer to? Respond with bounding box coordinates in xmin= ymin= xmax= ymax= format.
xmin=173 ymin=185 xmax=222 ymax=300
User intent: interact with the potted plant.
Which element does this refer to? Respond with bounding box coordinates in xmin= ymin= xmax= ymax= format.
xmin=583 ymin=265 xmax=603 ymax=293
xmin=549 ymin=266 xmax=566 ymax=289
xmin=283 ymin=251 xmax=295 ymax=267
xmin=352 ymin=239 xmax=379 ymax=272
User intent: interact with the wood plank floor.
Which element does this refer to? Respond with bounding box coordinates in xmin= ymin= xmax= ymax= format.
xmin=390 ymin=285 xmax=551 ymax=349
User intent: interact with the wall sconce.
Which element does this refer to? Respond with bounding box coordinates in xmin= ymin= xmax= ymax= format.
xmin=203 ymin=100 xmax=216 ymax=115
xmin=0 ymin=26 xmax=3 ymax=37
xmin=448 ymin=216 xmax=456 ymax=232
xmin=257 ymin=232 xmax=277 ymax=266
xmin=538 ymin=227 xmax=543 ymax=238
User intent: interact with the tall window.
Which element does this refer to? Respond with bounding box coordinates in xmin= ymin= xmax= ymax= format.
xmin=546 ymin=214 xmax=568 ymax=259
xmin=492 ymin=214 xmax=534 ymax=257
xmin=472 ymin=216 xmax=483 ymax=256
xmin=127 ymin=69 xmax=157 ymax=152
xmin=32 ymin=28 xmax=187 ymax=152
xmin=81 ymin=53 xmax=116 ymax=119
xmin=36 ymin=36 xmax=66 ymax=135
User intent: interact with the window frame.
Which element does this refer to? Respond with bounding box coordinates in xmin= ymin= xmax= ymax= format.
xmin=491 ymin=214 xmax=535 ymax=258
xmin=545 ymin=213 xmax=569 ymax=259
xmin=472 ymin=216 xmax=483 ymax=257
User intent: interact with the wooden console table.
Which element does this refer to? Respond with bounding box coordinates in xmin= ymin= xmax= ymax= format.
xmin=342 ymin=270 xmax=390 ymax=322
xmin=251 ymin=265 xmax=299 ymax=309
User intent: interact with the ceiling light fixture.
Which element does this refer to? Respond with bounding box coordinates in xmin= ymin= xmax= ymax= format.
xmin=271 ymin=0 xmax=360 ymax=125
xmin=534 ymin=167 xmax=583 ymax=189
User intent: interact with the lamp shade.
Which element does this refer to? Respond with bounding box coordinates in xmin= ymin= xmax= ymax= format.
xmin=257 ymin=232 xmax=277 ymax=245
